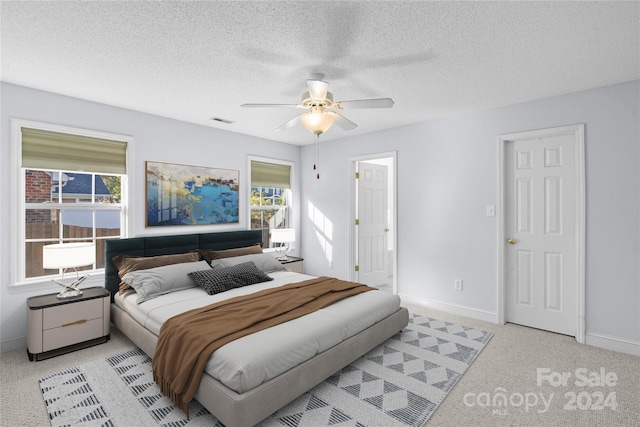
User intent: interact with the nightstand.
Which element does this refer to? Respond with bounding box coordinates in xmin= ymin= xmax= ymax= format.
xmin=279 ymin=256 xmax=304 ymax=273
xmin=27 ymin=286 xmax=110 ymax=361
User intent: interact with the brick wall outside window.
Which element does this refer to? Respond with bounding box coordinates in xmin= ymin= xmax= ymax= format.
xmin=25 ymin=170 xmax=51 ymax=223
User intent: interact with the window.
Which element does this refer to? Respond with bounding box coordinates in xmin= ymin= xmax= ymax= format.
xmin=13 ymin=121 xmax=130 ymax=284
xmin=249 ymin=159 xmax=292 ymax=248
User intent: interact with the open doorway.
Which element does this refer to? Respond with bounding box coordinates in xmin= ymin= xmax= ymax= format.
xmin=350 ymin=152 xmax=397 ymax=294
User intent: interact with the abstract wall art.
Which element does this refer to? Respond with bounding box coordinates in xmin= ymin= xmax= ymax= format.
xmin=146 ymin=161 xmax=239 ymax=226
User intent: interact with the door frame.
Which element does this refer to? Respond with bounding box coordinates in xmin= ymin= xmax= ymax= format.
xmin=349 ymin=151 xmax=398 ymax=293
xmin=497 ymin=124 xmax=585 ymax=343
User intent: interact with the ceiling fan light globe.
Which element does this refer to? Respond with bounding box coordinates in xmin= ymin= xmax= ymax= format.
xmin=301 ymin=111 xmax=334 ymax=134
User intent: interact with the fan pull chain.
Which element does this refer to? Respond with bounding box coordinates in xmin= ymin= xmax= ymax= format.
xmin=314 ymin=132 xmax=320 ymax=179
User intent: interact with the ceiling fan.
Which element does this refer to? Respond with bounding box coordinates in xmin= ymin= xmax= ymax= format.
xmin=241 ymin=75 xmax=394 ymax=135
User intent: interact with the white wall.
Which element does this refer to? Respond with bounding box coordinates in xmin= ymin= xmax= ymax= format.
xmin=300 ymin=80 xmax=640 ymax=347
xmin=2 ymin=81 xmax=638 ymax=353
xmin=0 ymin=83 xmax=301 ymax=350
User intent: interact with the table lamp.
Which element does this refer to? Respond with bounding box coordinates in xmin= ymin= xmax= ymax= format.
xmin=43 ymin=242 xmax=96 ymax=298
xmin=270 ymin=228 xmax=295 ymax=261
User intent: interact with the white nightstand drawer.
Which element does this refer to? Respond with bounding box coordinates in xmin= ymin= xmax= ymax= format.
xmin=286 ymin=261 xmax=304 ymax=273
xmin=43 ymin=298 xmax=102 ymax=329
xmin=42 ymin=317 xmax=104 ymax=352
xmin=279 ymin=256 xmax=304 ymax=274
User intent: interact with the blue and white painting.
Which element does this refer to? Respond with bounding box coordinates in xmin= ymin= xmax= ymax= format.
xmin=146 ymin=161 xmax=239 ymax=226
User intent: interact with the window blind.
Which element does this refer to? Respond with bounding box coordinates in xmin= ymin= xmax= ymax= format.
xmin=251 ymin=160 xmax=291 ymax=189
xmin=21 ymin=128 xmax=127 ymax=174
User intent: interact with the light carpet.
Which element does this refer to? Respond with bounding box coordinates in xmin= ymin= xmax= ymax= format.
xmin=39 ymin=313 xmax=492 ymax=427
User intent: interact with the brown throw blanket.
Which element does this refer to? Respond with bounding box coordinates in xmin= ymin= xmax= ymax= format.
xmin=152 ymin=276 xmax=374 ymax=416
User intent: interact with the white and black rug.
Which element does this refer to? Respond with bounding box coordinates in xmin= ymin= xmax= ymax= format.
xmin=39 ymin=313 xmax=492 ymax=427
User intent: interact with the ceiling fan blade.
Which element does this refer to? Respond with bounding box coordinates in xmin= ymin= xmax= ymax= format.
xmin=327 ymin=111 xmax=357 ymax=131
xmin=335 ymin=98 xmax=394 ymax=109
xmin=307 ymin=79 xmax=329 ymax=100
xmin=276 ymin=115 xmax=301 ymax=131
xmin=241 ymin=103 xmax=299 ymax=108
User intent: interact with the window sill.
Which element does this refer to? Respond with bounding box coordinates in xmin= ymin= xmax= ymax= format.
xmin=8 ymin=272 xmax=106 ymax=294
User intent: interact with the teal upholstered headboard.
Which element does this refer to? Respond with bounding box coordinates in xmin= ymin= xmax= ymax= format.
xmin=104 ymin=230 xmax=263 ymax=301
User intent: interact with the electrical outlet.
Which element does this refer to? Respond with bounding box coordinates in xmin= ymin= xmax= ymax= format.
xmin=454 ymin=279 xmax=463 ymax=291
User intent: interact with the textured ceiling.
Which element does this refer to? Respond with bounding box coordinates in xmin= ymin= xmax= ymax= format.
xmin=1 ymin=1 xmax=638 ymax=145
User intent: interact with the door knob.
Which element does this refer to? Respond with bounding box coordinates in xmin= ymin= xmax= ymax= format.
xmin=507 ymin=237 xmax=516 ymax=245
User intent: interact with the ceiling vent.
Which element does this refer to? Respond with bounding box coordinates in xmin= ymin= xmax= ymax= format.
xmin=210 ymin=117 xmax=234 ymax=124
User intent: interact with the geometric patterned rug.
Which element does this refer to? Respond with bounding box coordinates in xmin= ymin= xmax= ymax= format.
xmin=39 ymin=313 xmax=492 ymax=427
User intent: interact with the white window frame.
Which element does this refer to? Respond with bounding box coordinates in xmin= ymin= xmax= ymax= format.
xmin=247 ymin=155 xmax=295 ymax=249
xmin=10 ymin=119 xmax=134 ymax=289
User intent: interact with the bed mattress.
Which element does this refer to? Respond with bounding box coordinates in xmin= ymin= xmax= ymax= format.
xmin=114 ymin=270 xmax=401 ymax=394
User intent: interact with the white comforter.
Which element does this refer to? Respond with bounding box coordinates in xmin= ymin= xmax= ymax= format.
xmin=114 ymin=271 xmax=401 ymax=393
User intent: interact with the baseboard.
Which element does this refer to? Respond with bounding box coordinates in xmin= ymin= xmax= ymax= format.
xmin=585 ymin=332 xmax=640 ymax=357
xmin=1 ymin=336 xmax=26 ymax=353
xmin=399 ymin=294 xmax=639 ymax=356
xmin=399 ymin=293 xmax=498 ymax=324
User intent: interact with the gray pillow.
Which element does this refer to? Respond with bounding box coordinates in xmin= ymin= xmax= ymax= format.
xmin=121 ymin=260 xmax=210 ymax=304
xmin=208 ymin=253 xmax=286 ymax=273
xmin=189 ymin=262 xmax=274 ymax=295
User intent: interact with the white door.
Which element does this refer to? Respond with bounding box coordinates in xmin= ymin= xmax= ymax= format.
xmin=505 ymin=130 xmax=578 ymax=336
xmin=357 ymin=162 xmax=389 ymax=287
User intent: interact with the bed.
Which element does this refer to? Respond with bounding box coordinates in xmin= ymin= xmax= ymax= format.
xmin=105 ymin=230 xmax=409 ymax=427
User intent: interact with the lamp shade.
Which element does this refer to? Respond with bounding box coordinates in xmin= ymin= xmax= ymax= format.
xmin=43 ymin=242 xmax=96 ymax=269
xmin=301 ymin=110 xmax=334 ymax=134
xmin=270 ymin=228 xmax=295 ymax=244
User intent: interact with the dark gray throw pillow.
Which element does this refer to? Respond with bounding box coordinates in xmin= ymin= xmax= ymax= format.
xmin=188 ymin=261 xmax=273 ymax=295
